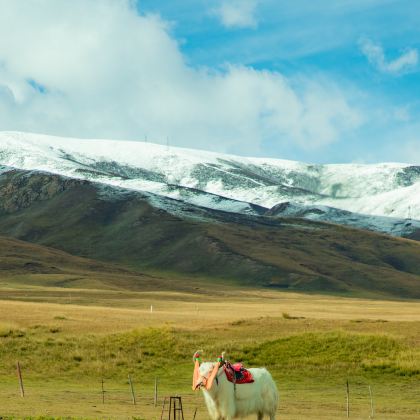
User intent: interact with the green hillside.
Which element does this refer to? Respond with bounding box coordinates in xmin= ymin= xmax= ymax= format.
xmin=0 ymin=169 xmax=419 ymax=298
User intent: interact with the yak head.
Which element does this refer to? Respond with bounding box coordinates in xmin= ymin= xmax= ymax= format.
xmin=192 ymin=351 xmax=223 ymax=391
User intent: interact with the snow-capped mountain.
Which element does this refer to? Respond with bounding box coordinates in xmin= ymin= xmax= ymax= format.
xmin=0 ymin=131 xmax=419 ymax=237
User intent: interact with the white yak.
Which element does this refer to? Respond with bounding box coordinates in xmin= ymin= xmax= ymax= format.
xmin=192 ymin=352 xmax=279 ymax=419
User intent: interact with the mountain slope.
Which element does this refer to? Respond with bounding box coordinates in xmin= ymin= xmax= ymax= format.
xmin=0 ymin=131 xmax=419 ymax=238
xmin=0 ymin=235 xmax=177 ymax=292
xmin=0 ymin=168 xmax=419 ymax=298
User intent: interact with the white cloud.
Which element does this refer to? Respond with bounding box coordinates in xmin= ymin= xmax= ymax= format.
xmin=360 ymin=39 xmax=418 ymax=75
xmin=214 ymin=0 xmax=259 ymax=29
xmin=0 ymin=0 xmax=363 ymax=155
xmin=399 ymin=140 xmax=420 ymax=163
xmin=393 ymin=106 xmax=411 ymax=122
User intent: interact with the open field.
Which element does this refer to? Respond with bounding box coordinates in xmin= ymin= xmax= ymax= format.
xmin=0 ymin=283 xmax=419 ymax=419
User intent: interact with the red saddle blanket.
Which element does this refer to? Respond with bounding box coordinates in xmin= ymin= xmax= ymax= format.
xmin=223 ymin=362 xmax=254 ymax=384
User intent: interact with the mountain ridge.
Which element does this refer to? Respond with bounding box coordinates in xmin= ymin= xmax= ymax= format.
xmin=1 ymin=131 xmax=418 ymax=212
xmin=0 ymin=167 xmax=419 ymax=298
xmin=0 ymin=131 xmax=419 ymax=238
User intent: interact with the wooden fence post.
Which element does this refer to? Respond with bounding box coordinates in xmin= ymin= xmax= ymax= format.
xmin=369 ymin=385 xmax=374 ymax=418
xmin=128 ymin=374 xmax=136 ymax=405
xmin=160 ymin=396 xmax=167 ymax=420
xmin=154 ymin=377 xmax=158 ymax=407
xmin=346 ymin=379 xmax=350 ymax=418
xmin=16 ymin=362 xmax=24 ymax=397
xmin=101 ymin=378 xmax=105 ymax=404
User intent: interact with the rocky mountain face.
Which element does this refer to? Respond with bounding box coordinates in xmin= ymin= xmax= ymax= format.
xmin=0 ymin=167 xmax=419 ymax=298
xmin=0 ymin=169 xmax=88 ymax=213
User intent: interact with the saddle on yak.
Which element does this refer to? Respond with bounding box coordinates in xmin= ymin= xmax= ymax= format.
xmin=223 ymin=362 xmax=254 ymax=384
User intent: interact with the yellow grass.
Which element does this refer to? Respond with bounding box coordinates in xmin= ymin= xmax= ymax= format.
xmin=0 ymin=285 xmax=419 ymax=419
xmin=1 ymin=287 xmax=420 ymax=332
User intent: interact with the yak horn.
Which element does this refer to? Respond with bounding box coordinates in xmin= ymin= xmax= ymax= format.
xmin=205 ymin=361 xmax=220 ymax=390
xmin=192 ymin=350 xmax=202 ymax=391
xmin=192 ymin=359 xmax=200 ymax=390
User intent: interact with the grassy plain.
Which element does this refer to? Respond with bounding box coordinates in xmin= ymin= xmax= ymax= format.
xmin=0 ymin=281 xmax=419 ymax=419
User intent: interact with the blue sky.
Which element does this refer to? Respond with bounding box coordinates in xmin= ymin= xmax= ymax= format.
xmin=137 ymin=0 xmax=420 ymax=163
xmin=0 ymin=0 xmax=419 ymax=163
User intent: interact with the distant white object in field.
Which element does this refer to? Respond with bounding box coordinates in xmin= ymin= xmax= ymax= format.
xmin=192 ymin=352 xmax=278 ymax=419
xmin=150 ymin=305 xmax=153 ymax=313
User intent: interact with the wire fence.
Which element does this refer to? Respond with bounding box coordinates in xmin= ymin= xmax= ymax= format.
xmin=1 ymin=368 xmax=419 ymax=419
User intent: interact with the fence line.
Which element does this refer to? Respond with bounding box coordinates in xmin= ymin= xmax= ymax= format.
xmin=8 ymin=367 xmax=397 ymax=418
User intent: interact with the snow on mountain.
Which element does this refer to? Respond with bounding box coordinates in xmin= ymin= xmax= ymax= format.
xmin=0 ymin=131 xmax=419 ymax=237
xmin=266 ymin=202 xmax=420 ymax=238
